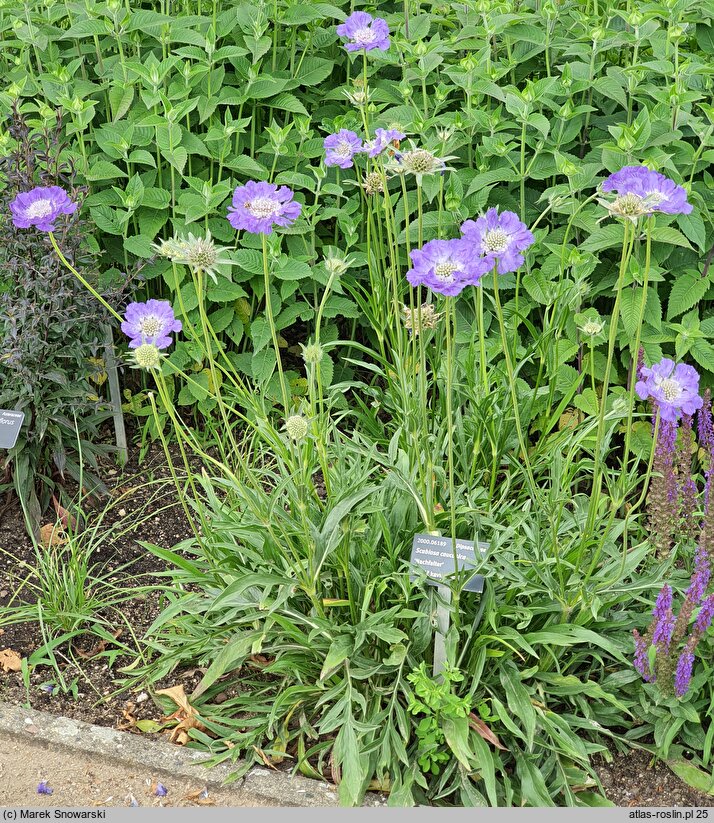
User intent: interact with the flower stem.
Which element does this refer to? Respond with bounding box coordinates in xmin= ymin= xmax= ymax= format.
xmin=492 ymin=264 xmax=537 ymax=499
xmin=262 ymin=233 xmax=290 ymax=415
xmin=444 ymin=297 xmax=460 ymax=625
xmin=49 ymin=232 xmax=122 ymax=323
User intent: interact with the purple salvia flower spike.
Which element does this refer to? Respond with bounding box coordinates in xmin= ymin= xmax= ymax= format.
xmin=674 ymin=647 xmax=695 ymax=697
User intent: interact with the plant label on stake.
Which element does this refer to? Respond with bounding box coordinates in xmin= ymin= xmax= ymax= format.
xmin=0 ymin=411 xmax=24 ymax=450
xmin=409 ymin=534 xmax=488 ymax=678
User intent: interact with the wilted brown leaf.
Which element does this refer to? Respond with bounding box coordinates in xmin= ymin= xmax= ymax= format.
xmin=468 ymin=713 xmax=507 ymax=751
xmin=156 ymin=684 xmax=211 ymax=746
xmin=0 ymin=648 xmax=22 ymax=673
xmin=40 ymin=523 xmax=67 ymax=548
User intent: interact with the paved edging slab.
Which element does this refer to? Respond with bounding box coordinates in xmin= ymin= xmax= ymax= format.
xmin=0 ymin=702 xmax=339 ymax=807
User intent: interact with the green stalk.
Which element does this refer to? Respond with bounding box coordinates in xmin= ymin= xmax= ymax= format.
xmin=582 ymin=221 xmax=634 ymax=546
xmin=262 ymin=234 xmax=290 ymax=414
xmin=492 ymin=264 xmax=537 ymax=499
xmin=50 ymin=233 xmax=122 ymax=323
xmin=444 ymin=297 xmax=460 ymax=625
xmin=620 ymin=216 xmax=652 ymax=495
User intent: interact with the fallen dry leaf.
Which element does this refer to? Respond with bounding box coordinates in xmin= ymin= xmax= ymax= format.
xmin=182 ymin=788 xmax=214 ymax=806
xmin=0 ymin=648 xmax=22 ymax=673
xmin=469 ymin=713 xmax=508 ymax=751
xmin=156 ymin=684 xmax=211 ymax=745
xmin=252 ymin=746 xmax=278 ymax=770
xmin=39 ymin=522 xmax=67 ymax=548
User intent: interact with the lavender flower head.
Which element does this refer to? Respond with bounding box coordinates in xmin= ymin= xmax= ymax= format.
xmin=635 ymin=358 xmax=703 ymax=422
xmin=652 ymin=583 xmax=675 ymax=648
xmin=227 ymin=181 xmax=301 ymax=235
xmin=37 ymin=781 xmax=53 ymax=795
xmin=674 ymin=647 xmax=695 ymax=697
xmin=121 ymin=300 xmax=182 ymax=350
xmin=336 ymin=11 xmax=390 ymax=52
xmin=601 ymin=165 xmax=692 ymax=218
xmin=406 ymin=238 xmax=488 ymax=297
xmin=695 ymin=594 xmax=714 ymax=634
xmin=460 ymin=208 xmax=534 ymax=274
xmin=366 ymin=127 xmax=405 ymax=158
xmin=10 ymin=185 xmax=78 ymax=232
xmin=323 ymin=129 xmax=363 ymax=169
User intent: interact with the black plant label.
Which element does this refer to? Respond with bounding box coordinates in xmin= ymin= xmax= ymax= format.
xmin=0 ymin=410 xmax=24 ymax=449
xmin=410 ymin=533 xmax=486 ymax=593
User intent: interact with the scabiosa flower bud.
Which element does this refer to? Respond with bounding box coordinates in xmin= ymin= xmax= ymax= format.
xmin=402 ymin=303 xmax=442 ymax=335
xmin=121 ymin=300 xmax=182 ymax=349
xmin=323 ymin=129 xmax=363 ymax=169
xmin=10 ymin=185 xmax=78 ymax=232
xmin=301 ymin=343 xmax=324 ymax=365
xmin=636 ymin=358 xmax=703 ymax=422
xmin=227 ymin=181 xmax=301 ymax=235
xmin=388 ymin=146 xmax=454 ymax=184
xmin=336 ymin=11 xmax=390 ymax=52
xmin=133 ymin=343 xmax=162 ymax=370
xmin=460 ymin=208 xmax=535 ymax=275
xmin=285 ymin=415 xmax=309 ymax=441
xmin=363 ymin=172 xmax=384 ymax=195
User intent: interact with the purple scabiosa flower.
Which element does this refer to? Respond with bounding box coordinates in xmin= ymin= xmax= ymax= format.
xmin=323 ymin=129 xmax=363 ymax=169
xmin=336 ymin=11 xmax=390 ymax=52
xmin=37 ymin=781 xmax=53 ymax=795
xmin=695 ymin=594 xmax=714 ymax=634
xmin=674 ymin=647 xmax=695 ymax=697
xmin=121 ymin=300 xmax=182 ymax=350
xmin=601 ymin=165 xmax=692 ymax=217
xmin=406 ymin=238 xmax=488 ymax=297
xmin=633 ymin=629 xmax=655 ymax=682
xmin=460 ymin=208 xmax=534 ymax=275
xmin=10 ymin=186 xmax=78 ymax=232
xmin=652 ymin=584 xmax=675 ymax=648
xmin=635 ymin=358 xmax=703 ymax=423
xmin=227 ymin=181 xmax=301 ymax=235
xmin=365 ymin=127 xmax=405 ymax=158
xmin=153 ymin=782 xmax=168 ymax=798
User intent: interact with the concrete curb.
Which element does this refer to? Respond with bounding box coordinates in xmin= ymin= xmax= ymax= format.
xmin=0 ymin=702 xmax=340 ymax=807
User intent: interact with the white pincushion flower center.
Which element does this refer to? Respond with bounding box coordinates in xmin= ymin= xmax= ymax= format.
xmin=614 ymin=193 xmax=646 ymax=216
xmin=138 ymin=315 xmax=163 ymax=338
xmin=26 ymin=199 xmax=54 ymax=219
xmin=434 ymin=260 xmax=458 ymax=282
xmin=352 ymin=26 xmax=376 ymax=45
xmin=246 ymin=197 xmax=279 ymax=218
xmin=187 ymin=238 xmax=217 ymax=268
xmin=483 ymin=228 xmax=509 ymax=253
xmin=335 ymin=140 xmax=354 ymax=159
xmin=134 ymin=343 xmax=161 ymax=369
xmin=658 ymin=378 xmax=681 ymax=402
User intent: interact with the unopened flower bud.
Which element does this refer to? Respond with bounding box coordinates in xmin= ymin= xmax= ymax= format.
xmin=285 ymin=415 xmax=308 ymax=441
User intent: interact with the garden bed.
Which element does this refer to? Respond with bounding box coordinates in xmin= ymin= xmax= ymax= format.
xmin=0 ymin=451 xmax=711 ymax=807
